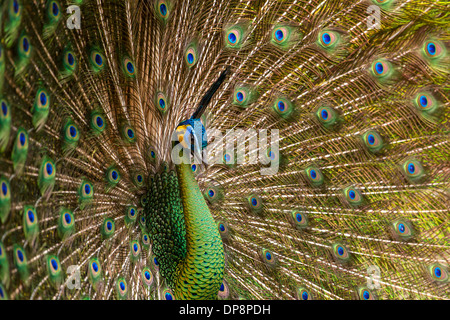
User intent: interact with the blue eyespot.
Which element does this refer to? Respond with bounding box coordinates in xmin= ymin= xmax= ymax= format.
xmin=277 ymin=101 xmax=285 ymax=112
xmin=40 ymin=92 xmax=47 ymax=106
xmin=69 ymin=126 xmax=77 ymax=138
xmin=127 ymin=129 xmax=134 ymax=139
xmin=17 ymin=250 xmax=24 ymax=262
xmin=92 ymin=261 xmax=98 ymax=272
xmin=337 ymin=246 xmax=344 ymax=256
xmin=419 ymin=95 xmax=428 ymax=108
xmin=349 ymin=190 xmax=356 ymax=200
xmin=19 ymin=132 xmax=26 ymax=146
xmin=367 ymin=134 xmax=375 ymax=145
xmin=119 ymin=281 xmax=125 ymax=291
xmin=96 ymin=116 xmax=104 ymax=128
xmin=208 ymin=190 xmax=215 ymax=198
xmin=160 ymin=4 xmax=167 ymax=17
xmin=191 ymin=164 xmax=197 ymax=172
xmin=46 ymin=163 xmax=53 ymax=175
xmin=84 ymin=184 xmax=91 ymax=195
xmin=1 ymin=182 xmax=7 ymax=196
xmin=111 ymin=170 xmax=118 ymax=180
xmin=67 ymin=53 xmax=75 ymax=66
xmin=23 ymin=37 xmax=29 ymax=52
xmin=159 ymin=99 xmax=165 ymax=109
xmin=65 ymin=213 xmax=71 ymax=224
xmin=251 ymin=198 xmax=258 ymax=206
xmin=154 ymin=258 xmax=159 ymax=266
xmin=52 ymin=2 xmax=59 ymax=16
xmin=236 ymin=92 xmax=244 ymax=102
xmin=151 ymin=151 xmax=156 ymax=158
xmin=434 ymin=267 xmax=442 ymax=278
xmin=219 ymin=224 xmax=225 ymax=232
xmin=133 ymin=244 xmax=138 ymax=252
xmin=296 ymin=213 xmax=302 ymax=222
xmin=13 ymin=0 xmax=19 ymax=14
xmin=130 ymin=208 xmax=135 ymax=216
xmin=126 ymin=62 xmax=134 ymax=74
xmin=322 ymin=33 xmax=331 ymax=45
xmin=106 ymin=221 xmax=112 ymax=230
xmin=27 ymin=210 xmax=35 ymax=223
xmin=228 ymin=32 xmax=237 ymax=44
xmin=321 ymin=109 xmax=328 ymax=120
xmin=375 ymin=62 xmax=384 ymax=75
xmin=310 ymin=170 xmax=317 ymax=179
xmin=165 ymin=292 xmax=173 ymax=300
xmin=427 ymin=43 xmax=436 ymax=56
xmin=301 ymin=291 xmax=308 ymax=300
xmin=95 ymin=54 xmax=103 ymax=66
xmin=275 ymin=29 xmax=284 ymax=41
xmin=145 ymin=271 xmax=151 ymax=280
xmin=137 ymin=175 xmax=143 ymax=182
xmin=265 ymin=252 xmax=272 ymax=260
xmin=407 ymin=163 xmax=415 ymax=174
xmin=362 ymin=290 xmax=370 ymax=300
xmin=220 ymin=283 xmax=224 ymax=291
xmin=51 ymin=259 xmax=58 ymax=270
xmin=224 ymin=154 xmax=231 ymax=162
xmin=187 ymin=53 xmax=194 ymax=65
xmin=1 ymin=102 xmax=7 ymax=116
xmin=398 ymin=223 xmax=405 ymax=233
xmin=144 ymin=235 xmax=148 ymax=241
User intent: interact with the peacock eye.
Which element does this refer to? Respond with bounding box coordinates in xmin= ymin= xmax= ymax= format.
xmin=331 ymin=243 xmax=351 ymax=263
xmin=260 ymin=248 xmax=277 ymax=268
xmin=156 ymin=92 xmax=168 ymax=113
xmin=225 ymin=25 xmax=246 ymax=48
xmin=427 ymin=263 xmax=449 ymax=283
xmin=297 ymin=287 xmax=312 ymax=300
xmin=342 ymin=186 xmax=363 ymax=206
xmin=89 ymin=49 xmax=105 ymax=72
xmin=362 ymin=130 xmax=385 ymax=153
xmin=318 ymin=31 xmax=339 ymax=49
xmin=315 ymin=106 xmax=339 ymax=128
xmin=413 ymin=92 xmax=439 ymax=114
xmin=401 ymin=159 xmax=424 ymax=182
xmin=273 ymin=27 xmax=290 ymax=44
xmin=123 ymin=57 xmax=136 ymax=77
xmin=290 ymin=210 xmax=309 ymax=230
xmin=157 ymin=1 xmax=169 ymax=19
xmin=305 ymin=166 xmax=324 ymax=186
xmin=391 ymin=219 xmax=414 ymax=240
xmin=423 ymin=40 xmax=445 ymax=59
xmin=185 ymin=45 xmax=198 ymax=67
xmin=357 ymin=287 xmax=376 ymax=300
xmin=370 ymin=59 xmax=393 ymax=79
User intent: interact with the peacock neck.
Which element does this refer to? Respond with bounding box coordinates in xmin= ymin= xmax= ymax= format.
xmin=174 ymin=162 xmax=225 ymax=300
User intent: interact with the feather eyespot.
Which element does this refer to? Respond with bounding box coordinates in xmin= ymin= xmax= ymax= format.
xmin=142 ymin=267 xmax=153 ymax=287
xmin=123 ymin=58 xmax=136 ymax=77
xmin=290 ymin=210 xmax=309 ymax=230
xmin=370 ymin=59 xmax=393 ymax=79
xmin=295 ymin=287 xmax=313 ymax=300
xmin=156 ymin=92 xmax=168 ymax=113
xmin=423 ymin=40 xmax=444 ymax=59
xmin=391 ymin=219 xmax=414 ymax=240
xmin=305 ymin=166 xmax=324 ymax=186
xmin=362 ymin=130 xmax=385 ymax=153
xmin=89 ymin=50 xmax=105 ymax=71
xmin=343 ymin=186 xmax=363 ymax=206
xmin=357 ymin=287 xmax=376 ymax=300
xmin=427 ymin=264 xmax=448 ymax=283
xmin=185 ymin=46 xmax=198 ymax=67
xmin=163 ymin=288 xmax=174 ymax=300
xmin=331 ymin=243 xmax=351 ymax=263
xmin=401 ymin=159 xmax=424 ymax=182
xmin=273 ymin=27 xmax=290 ymax=44
xmin=157 ymin=1 xmax=169 ymax=19
xmin=10 ymin=0 xmax=21 ymax=18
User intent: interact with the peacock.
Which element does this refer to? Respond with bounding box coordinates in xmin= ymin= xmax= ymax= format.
xmin=0 ymin=0 xmax=448 ymax=301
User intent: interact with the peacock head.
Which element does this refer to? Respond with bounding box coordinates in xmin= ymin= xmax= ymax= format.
xmin=174 ymin=68 xmax=229 ymax=156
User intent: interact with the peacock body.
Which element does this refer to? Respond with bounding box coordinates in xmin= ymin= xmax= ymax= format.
xmin=0 ymin=0 xmax=449 ymax=300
